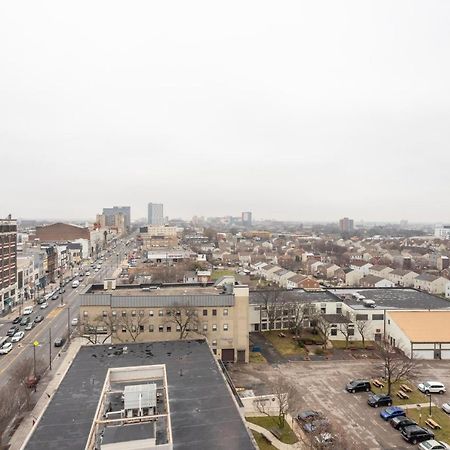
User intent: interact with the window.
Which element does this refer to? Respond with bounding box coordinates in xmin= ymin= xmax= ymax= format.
xmin=131 ymin=310 xmax=136 ymax=317
xmin=348 ymin=328 xmax=355 ymax=336
xmin=336 ymin=303 xmax=342 ymax=314
xmin=112 ymin=310 xmax=117 ymax=316
xmin=372 ymin=314 xmax=384 ymax=320
xmin=203 ymin=323 xmax=208 ymax=332
xmin=212 ymin=348 xmax=217 ymax=355
xmin=149 ymin=310 xmax=154 ymax=317
xmin=102 ymin=311 xmax=107 ymax=317
xmin=223 ymin=309 xmax=228 ymax=316
xmin=112 ymin=325 xmax=117 ymax=332
xmin=331 ymin=329 xmax=337 ymax=336
xmin=159 ymin=325 xmax=164 ymax=332
xmin=166 ymin=326 xmax=172 ymax=332
xmin=159 ymin=310 xmax=163 ymax=317
xmin=139 ymin=325 xmax=144 ymax=332
xmin=139 ymin=310 xmax=144 ymax=316
xmin=212 ymin=309 xmax=217 ymax=316
xmin=212 ymin=340 xmax=217 ymax=346
xmin=149 ymin=325 xmax=154 ymax=332
xmin=212 ymin=324 xmax=217 ymax=331
xmin=122 ymin=311 xmax=127 ymax=317
xmin=122 ymin=327 xmax=126 ymax=333
xmin=83 ymin=311 xmax=88 ymax=317
xmin=223 ymin=324 xmax=229 ymax=331
xmin=176 ymin=325 xmax=181 ymax=331
xmin=166 ymin=310 xmax=171 ymax=316
xmin=355 ymin=314 xmax=368 ymax=321
xmin=131 ymin=325 xmax=137 ymax=332
xmin=203 ymin=309 xmax=208 ymax=316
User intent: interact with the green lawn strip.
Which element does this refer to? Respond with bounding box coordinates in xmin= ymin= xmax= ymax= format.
xmin=331 ymin=340 xmax=374 ymax=350
xmin=251 ymin=431 xmax=278 ymax=450
xmin=406 ymin=407 xmax=450 ymax=442
xmin=263 ymin=331 xmax=307 ymax=356
xmin=246 ymin=416 xmax=298 ymax=444
xmin=210 ymin=269 xmax=235 ymax=280
xmin=370 ymin=380 xmax=428 ymax=406
xmin=249 ymin=352 xmax=267 ymax=364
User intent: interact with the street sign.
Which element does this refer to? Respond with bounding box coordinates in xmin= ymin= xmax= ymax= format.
xmin=33 ymin=340 xmax=39 ymax=347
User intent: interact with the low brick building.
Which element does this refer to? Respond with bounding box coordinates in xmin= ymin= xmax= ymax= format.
xmin=35 ymin=223 xmax=90 ymax=242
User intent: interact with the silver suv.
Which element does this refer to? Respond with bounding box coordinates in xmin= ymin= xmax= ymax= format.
xmin=418 ymin=381 xmax=446 ymax=394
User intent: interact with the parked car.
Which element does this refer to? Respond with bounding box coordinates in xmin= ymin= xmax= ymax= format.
xmin=72 ymin=280 xmax=80 ymax=288
xmin=51 ymin=292 xmax=59 ymax=300
xmin=20 ymin=317 xmax=30 ymax=326
xmin=40 ymin=302 xmax=48 ymax=309
xmin=59 ymin=287 xmax=66 ymax=294
xmin=37 ymin=298 xmax=45 ymax=305
xmin=380 ymin=406 xmax=405 ymax=421
xmin=303 ymin=419 xmax=329 ymax=433
xmin=34 ymin=315 xmax=44 ymax=323
xmin=23 ymin=306 xmax=34 ymax=315
xmin=389 ymin=416 xmax=416 ymax=430
xmin=418 ymin=440 xmax=450 ymax=450
xmin=12 ymin=316 xmax=21 ymax=324
xmin=297 ymin=410 xmax=321 ymax=422
xmin=418 ymin=382 xmax=446 ymax=395
xmin=54 ymin=337 xmax=65 ymax=347
xmin=401 ymin=425 xmax=434 ymax=444
xmin=85 ymin=271 xmax=91 ymax=276
xmin=368 ymin=394 xmax=392 ymax=407
xmin=7 ymin=326 xmax=19 ymax=336
xmin=0 ymin=342 xmax=13 ymax=354
xmin=11 ymin=331 xmax=25 ymax=342
xmin=346 ymin=380 xmax=371 ymax=393
xmin=71 ymin=318 xmax=79 ymax=326
xmin=25 ymin=322 xmax=35 ymax=331
xmin=442 ymin=403 xmax=450 ymax=414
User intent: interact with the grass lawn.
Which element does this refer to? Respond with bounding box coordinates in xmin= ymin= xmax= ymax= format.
xmin=246 ymin=416 xmax=298 ymax=444
xmin=251 ymin=431 xmax=278 ymax=450
xmin=249 ymin=352 xmax=267 ymax=364
xmin=406 ymin=407 xmax=450 ymax=442
xmin=332 ymin=340 xmax=374 ymax=350
xmin=210 ymin=269 xmax=235 ymax=280
xmin=370 ymin=380 xmax=428 ymax=406
xmin=263 ymin=331 xmax=307 ymax=356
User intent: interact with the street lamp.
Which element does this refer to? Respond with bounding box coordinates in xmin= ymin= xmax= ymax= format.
xmin=428 ymin=393 xmax=432 ymax=417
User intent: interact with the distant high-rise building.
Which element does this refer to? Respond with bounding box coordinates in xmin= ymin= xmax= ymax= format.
xmin=0 ymin=215 xmax=17 ymax=313
xmin=102 ymin=206 xmax=131 ymax=230
xmin=241 ymin=211 xmax=252 ymax=227
xmin=435 ymin=225 xmax=450 ymax=239
xmin=148 ymin=203 xmax=164 ymax=225
xmin=339 ymin=217 xmax=354 ymax=233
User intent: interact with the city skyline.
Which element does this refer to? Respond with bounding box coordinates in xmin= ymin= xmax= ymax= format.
xmin=2 ymin=1 xmax=450 ymax=222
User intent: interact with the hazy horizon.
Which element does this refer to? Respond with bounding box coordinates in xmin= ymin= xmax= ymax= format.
xmin=2 ymin=1 xmax=450 ymax=222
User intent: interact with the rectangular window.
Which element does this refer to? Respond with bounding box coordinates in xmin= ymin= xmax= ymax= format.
xmin=102 ymin=311 xmax=107 ymax=317
xmin=331 ymin=329 xmax=337 ymax=336
xmin=139 ymin=325 xmax=144 ymax=332
xmin=83 ymin=311 xmax=88 ymax=317
xmin=176 ymin=325 xmax=181 ymax=331
xmin=203 ymin=309 xmax=208 ymax=316
xmin=149 ymin=325 xmax=154 ymax=332
xmin=203 ymin=323 xmax=208 ymax=332
xmin=372 ymin=314 xmax=384 ymax=320
xmin=122 ymin=311 xmax=126 ymax=317
xmin=212 ymin=309 xmax=217 ymax=316
xmin=166 ymin=326 xmax=172 ymax=332
xmin=139 ymin=310 xmax=144 ymax=316
xmin=355 ymin=314 xmax=368 ymax=321
xmin=159 ymin=325 xmax=164 ymax=332
xmin=223 ymin=324 xmax=229 ymax=331
xmin=149 ymin=310 xmax=154 ymax=317
xmin=212 ymin=324 xmax=217 ymax=331
xmin=223 ymin=309 xmax=228 ymax=316
xmin=159 ymin=310 xmax=163 ymax=316
xmin=131 ymin=310 xmax=136 ymax=317
xmin=349 ymin=328 xmax=355 ymax=336
xmin=122 ymin=327 xmax=126 ymax=333
xmin=212 ymin=340 xmax=217 ymax=346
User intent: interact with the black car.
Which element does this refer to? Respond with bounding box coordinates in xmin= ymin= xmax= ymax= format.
xmin=297 ymin=410 xmax=321 ymax=422
xmin=37 ymin=298 xmax=45 ymax=305
xmin=346 ymin=380 xmax=371 ymax=393
xmin=401 ymin=425 xmax=434 ymax=444
xmin=368 ymin=394 xmax=392 ymax=407
xmin=54 ymin=337 xmax=65 ymax=347
xmin=34 ymin=315 xmax=44 ymax=323
xmin=20 ymin=317 xmax=30 ymax=326
xmin=389 ymin=416 xmax=416 ymax=430
xmin=12 ymin=316 xmax=21 ymax=324
xmin=51 ymin=293 xmax=59 ymax=300
xmin=7 ymin=326 xmax=19 ymax=336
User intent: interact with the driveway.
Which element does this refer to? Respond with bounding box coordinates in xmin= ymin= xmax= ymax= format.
xmin=250 ymin=332 xmax=287 ymax=365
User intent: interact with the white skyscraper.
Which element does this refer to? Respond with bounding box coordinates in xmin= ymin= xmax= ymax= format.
xmin=148 ymin=203 xmax=164 ymax=225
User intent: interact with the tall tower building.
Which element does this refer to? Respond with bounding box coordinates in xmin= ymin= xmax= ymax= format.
xmin=148 ymin=203 xmax=164 ymax=225
xmin=241 ymin=211 xmax=252 ymax=227
xmin=339 ymin=217 xmax=354 ymax=233
xmin=0 ymin=215 xmax=17 ymax=313
xmin=102 ymin=206 xmax=131 ymax=230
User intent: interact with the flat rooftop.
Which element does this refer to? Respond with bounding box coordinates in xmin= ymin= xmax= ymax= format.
xmin=25 ymin=341 xmax=255 ymax=450
xmin=329 ymin=288 xmax=450 ymax=311
xmin=249 ymin=289 xmax=339 ymax=305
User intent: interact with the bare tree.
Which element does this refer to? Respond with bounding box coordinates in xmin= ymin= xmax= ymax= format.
xmin=255 ymin=378 xmax=300 ymax=429
xmin=300 ymin=419 xmax=358 ymax=450
xmin=164 ymin=306 xmax=201 ymax=339
xmin=0 ymin=387 xmax=17 ymax=447
xmin=379 ymin=341 xmax=415 ymax=396
xmin=288 ymin=303 xmax=315 ymax=337
xmin=315 ymin=315 xmax=332 ymax=350
xmin=80 ymin=313 xmax=120 ymax=344
xmin=338 ymin=322 xmax=353 ymax=349
xmin=355 ymin=319 xmax=369 ymax=348
xmin=256 ymin=289 xmax=285 ymax=330
xmin=117 ymin=312 xmax=148 ymax=342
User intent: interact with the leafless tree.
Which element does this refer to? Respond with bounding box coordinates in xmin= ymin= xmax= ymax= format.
xmin=255 ymin=378 xmax=300 ymax=429
xmin=379 ymin=341 xmax=415 ymax=396
xmin=0 ymin=388 xmax=16 ymax=448
xmin=256 ymin=289 xmax=285 ymax=330
xmin=80 ymin=312 xmax=120 ymax=344
xmin=355 ymin=319 xmax=369 ymax=348
xmin=164 ymin=306 xmax=201 ymax=339
xmin=300 ymin=419 xmax=358 ymax=450
xmin=338 ymin=322 xmax=353 ymax=349
xmin=288 ymin=303 xmax=315 ymax=337
xmin=315 ymin=315 xmax=332 ymax=350
xmin=117 ymin=312 xmax=149 ymax=342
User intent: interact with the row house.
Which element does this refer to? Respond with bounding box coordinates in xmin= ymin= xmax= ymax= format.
xmin=368 ymin=265 xmax=394 ymax=278
xmin=359 ymin=275 xmax=395 ymax=288
xmin=385 ymin=269 xmax=419 ymax=287
xmin=349 ymin=261 xmax=372 ymax=274
xmin=414 ymin=274 xmax=449 ymax=295
xmin=317 ymin=263 xmax=345 ymax=281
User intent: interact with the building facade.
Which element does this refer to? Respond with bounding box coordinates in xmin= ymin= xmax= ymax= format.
xmin=102 ymin=206 xmax=131 ymax=230
xmin=0 ymin=216 xmax=17 ymax=313
xmin=339 ymin=217 xmax=354 ymax=233
xmin=148 ymin=203 xmax=164 ymax=226
xmin=35 ymin=222 xmax=90 ymax=242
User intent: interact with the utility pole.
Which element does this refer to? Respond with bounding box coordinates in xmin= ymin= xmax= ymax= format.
xmin=49 ymin=328 xmax=52 ymax=370
xmin=68 ymin=307 xmax=71 ymax=344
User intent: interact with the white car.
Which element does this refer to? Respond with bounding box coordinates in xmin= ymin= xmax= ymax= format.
xmin=94 ymin=268 xmax=99 ymax=272
xmin=0 ymin=342 xmax=13 ymax=354
xmin=85 ymin=271 xmax=91 ymax=276
xmin=11 ymin=331 xmax=25 ymax=343
xmin=40 ymin=301 xmax=49 ymax=309
xmin=71 ymin=318 xmax=78 ymax=326
xmin=418 ymin=381 xmax=446 ymax=395
xmin=23 ymin=306 xmax=34 ymax=315
xmin=442 ymin=402 xmax=450 ymax=414
xmin=418 ymin=440 xmax=450 ymax=450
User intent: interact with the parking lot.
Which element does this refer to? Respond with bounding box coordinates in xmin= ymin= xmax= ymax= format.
xmin=231 ymin=359 xmax=450 ymax=449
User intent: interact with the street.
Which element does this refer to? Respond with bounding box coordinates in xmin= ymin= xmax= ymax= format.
xmin=0 ymin=244 xmax=128 ymax=387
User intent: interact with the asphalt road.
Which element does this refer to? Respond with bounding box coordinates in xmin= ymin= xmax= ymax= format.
xmin=0 ymin=243 xmax=130 ymax=387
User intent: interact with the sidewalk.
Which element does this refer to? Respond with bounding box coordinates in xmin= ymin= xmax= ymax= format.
xmin=246 ymin=421 xmax=302 ymax=450
xmin=9 ymin=338 xmax=84 ymax=450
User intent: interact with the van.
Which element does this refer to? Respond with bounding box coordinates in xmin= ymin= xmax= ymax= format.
xmin=72 ymin=280 xmax=80 ymax=288
xmin=23 ymin=306 xmax=34 ymax=315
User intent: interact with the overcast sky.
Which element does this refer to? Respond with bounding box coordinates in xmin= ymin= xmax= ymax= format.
xmin=1 ymin=1 xmax=450 ymax=223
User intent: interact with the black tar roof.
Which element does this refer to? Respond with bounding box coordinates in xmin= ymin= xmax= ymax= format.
xmin=331 ymin=288 xmax=450 ymax=311
xmin=250 ymin=289 xmax=338 ymax=304
xmin=25 ymin=340 xmax=255 ymax=450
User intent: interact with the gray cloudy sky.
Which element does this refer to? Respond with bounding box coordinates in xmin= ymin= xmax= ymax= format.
xmin=1 ymin=1 xmax=450 ymax=223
